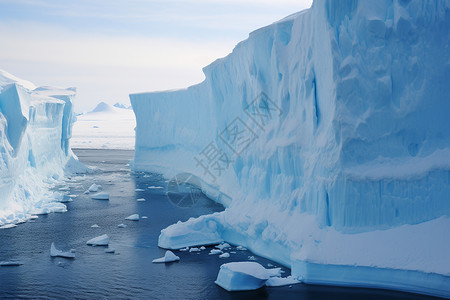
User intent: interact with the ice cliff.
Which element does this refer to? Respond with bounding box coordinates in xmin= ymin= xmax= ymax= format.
xmin=130 ymin=0 xmax=450 ymax=297
xmin=0 ymin=70 xmax=82 ymax=225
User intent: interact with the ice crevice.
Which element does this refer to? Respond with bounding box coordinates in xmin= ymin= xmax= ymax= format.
xmin=130 ymin=0 xmax=450 ymax=297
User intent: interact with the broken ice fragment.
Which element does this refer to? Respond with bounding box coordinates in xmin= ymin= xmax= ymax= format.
xmin=215 ymin=262 xmax=280 ymax=291
xmin=136 ymin=198 xmax=146 ymax=202
xmin=152 ymin=250 xmax=180 ymax=263
xmin=118 ymin=224 xmax=127 ymax=228
xmin=219 ymin=253 xmax=230 ymax=258
xmin=86 ymin=234 xmax=109 ymax=246
xmin=125 ymin=214 xmax=139 ymax=221
xmin=265 ymin=276 xmax=301 ymax=287
xmin=0 ymin=261 xmax=23 ymax=266
xmin=91 ymin=224 xmax=100 ymax=228
xmin=88 ymin=184 xmax=101 ymax=192
xmin=50 ymin=242 xmax=75 ymax=259
xmin=209 ymin=249 xmax=223 ymax=255
xmin=91 ymin=192 xmax=110 ymax=200
xmin=216 ymin=243 xmax=231 ymax=250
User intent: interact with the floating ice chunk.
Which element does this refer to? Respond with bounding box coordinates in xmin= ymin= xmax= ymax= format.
xmin=236 ymin=246 xmax=247 ymax=251
xmin=209 ymin=249 xmax=223 ymax=255
xmin=0 ymin=261 xmax=23 ymax=266
xmin=189 ymin=247 xmax=200 ymax=252
xmin=84 ymin=190 xmax=89 ymax=194
xmin=0 ymin=224 xmax=17 ymax=229
xmin=91 ymin=224 xmax=100 ymax=228
xmin=148 ymin=186 xmax=163 ymax=189
xmin=141 ymin=216 xmax=148 ymax=219
xmin=136 ymin=198 xmax=146 ymax=202
xmin=125 ymin=214 xmax=139 ymax=221
xmin=105 ymin=248 xmax=115 ymax=254
xmin=29 ymin=215 xmax=38 ymax=220
xmin=219 ymin=253 xmax=230 ymax=258
xmin=118 ymin=224 xmax=127 ymax=228
xmin=215 ymin=262 xmax=280 ymax=291
xmin=88 ymin=184 xmax=101 ymax=192
xmin=248 ymin=256 xmax=257 ymax=261
xmin=265 ymin=276 xmax=301 ymax=287
xmin=86 ymin=234 xmax=109 ymax=246
xmin=135 ymin=188 xmax=145 ymax=192
xmin=152 ymin=250 xmax=180 ymax=263
xmin=50 ymin=242 xmax=75 ymax=259
xmin=179 ymin=247 xmax=189 ymax=251
xmin=200 ymin=246 xmax=206 ymax=250
xmin=60 ymin=195 xmax=73 ymax=203
xmin=91 ymin=192 xmax=110 ymax=200
xmin=216 ymin=243 xmax=231 ymax=250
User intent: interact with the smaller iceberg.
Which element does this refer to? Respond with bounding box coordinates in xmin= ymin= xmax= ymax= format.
xmin=215 ymin=262 xmax=281 ymax=291
xmin=91 ymin=193 xmax=110 ymax=200
xmin=152 ymin=250 xmax=180 ymax=263
xmin=88 ymin=184 xmax=101 ymax=192
xmin=125 ymin=214 xmax=139 ymax=221
xmin=50 ymin=242 xmax=75 ymax=259
xmin=86 ymin=234 xmax=109 ymax=246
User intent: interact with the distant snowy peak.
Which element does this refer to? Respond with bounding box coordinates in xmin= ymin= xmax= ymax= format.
xmin=0 ymin=69 xmax=37 ymax=91
xmin=89 ymin=101 xmax=131 ymax=114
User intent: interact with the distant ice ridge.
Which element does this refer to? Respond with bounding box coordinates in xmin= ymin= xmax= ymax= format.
xmin=71 ymin=101 xmax=135 ymax=150
xmin=130 ymin=0 xmax=450 ymax=297
xmin=0 ymin=69 xmax=85 ymax=226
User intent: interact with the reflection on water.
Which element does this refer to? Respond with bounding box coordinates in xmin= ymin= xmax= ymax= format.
xmin=0 ymin=150 xmax=440 ymax=299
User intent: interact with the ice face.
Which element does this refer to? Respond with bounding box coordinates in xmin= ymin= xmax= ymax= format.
xmin=130 ymin=0 xmax=450 ymax=297
xmin=0 ymin=70 xmax=82 ymax=226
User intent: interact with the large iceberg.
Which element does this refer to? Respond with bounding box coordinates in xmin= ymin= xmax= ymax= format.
xmin=130 ymin=0 xmax=450 ymax=297
xmin=0 ymin=69 xmax=82 ymax=225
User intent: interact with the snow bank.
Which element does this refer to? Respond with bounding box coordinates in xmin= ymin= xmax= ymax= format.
xmin=0 ymin=69 xmax=84 ymax=226
xmin=131 ymin=0 xmax=450 ymax=297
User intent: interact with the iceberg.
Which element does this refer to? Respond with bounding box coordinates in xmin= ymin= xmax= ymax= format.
xmin=86 ymin=234 xmax=109 ymax=246
xmin=130 ymin=0 xmax=450 ymax=297
xmin=125 ymin=214 xmax=139 ymax=221
xmin=215 ymin=262 xmax=280 ymax=291
xmin=152 ymin=250 xmax=180 ymax=263
xmin=0 ymin=69 xmax=84 ymax=227
xmin=50 ymin=242 xmax=75 ymax=259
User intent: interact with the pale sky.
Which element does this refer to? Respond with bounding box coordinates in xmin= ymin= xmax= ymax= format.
xmin=0 ymin=0 xmax=312 ymax=112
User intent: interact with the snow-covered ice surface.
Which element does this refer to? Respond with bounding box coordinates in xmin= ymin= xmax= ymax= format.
xmin=152 ymin=250 xmax=180 ymax=263
xmin=0 ymin=69 xmax=86 ymax=227
xmin=71 ymin=102 xmax=135 ymax=150
xmin=130 ymin=0 xmax=450 ymax=297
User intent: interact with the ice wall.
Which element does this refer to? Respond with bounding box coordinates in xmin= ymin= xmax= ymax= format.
xmin=0 ymin=70 xmax=80 ymax=225
xmin=131 ymin=0 xmax=450 ymax=297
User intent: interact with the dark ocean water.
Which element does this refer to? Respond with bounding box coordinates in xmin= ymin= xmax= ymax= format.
xmin=0 ymin=149 xmax=441 ymax=299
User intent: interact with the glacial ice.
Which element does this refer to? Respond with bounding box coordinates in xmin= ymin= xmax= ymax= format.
xmin=215 ymin=262 xmax=280 ymax=291
xmin=86 ymin=234 xmax=109 ymax=246
xmin=130 ymin=0 xmax=450 ymax=297
xmin=0 ymin=69 xmax=84 ymax=226
xmin=91 ymin=192 xmax=110 ymax=200
xmin=125 ymin=214 xmax=139 ymax=221
xmin=50 ymin=242 xmax=75 ymax=259
xmin=88 ymin=183 xmax=101 ymax=192
xmin=152 ymin=250 xmax=180 ymax=263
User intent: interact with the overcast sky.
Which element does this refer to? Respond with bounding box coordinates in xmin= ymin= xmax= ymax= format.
xmin=0 ymin=0 xmax=312 ymax=112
